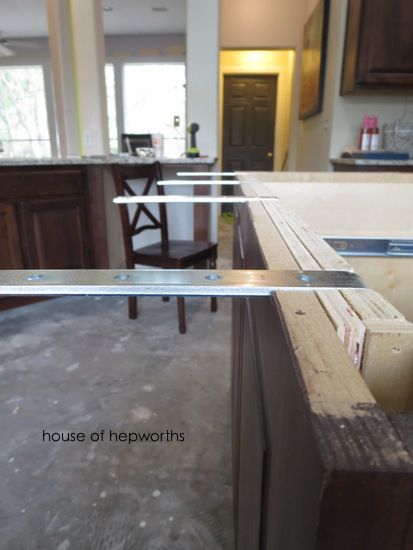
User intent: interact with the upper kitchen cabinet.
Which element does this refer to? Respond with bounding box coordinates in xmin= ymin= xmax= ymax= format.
xmin=341 ymin=0 xmax=413 ymax=94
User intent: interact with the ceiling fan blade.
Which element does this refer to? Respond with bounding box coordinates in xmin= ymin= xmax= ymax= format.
xmin=0 ymin=43 xmax=14 ymax=57
xmin=9 ymin=39 xmax=43 ymax=49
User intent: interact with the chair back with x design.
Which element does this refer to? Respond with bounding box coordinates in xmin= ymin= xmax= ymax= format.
xmin=112 ymin=162 xmax=168 ymax=267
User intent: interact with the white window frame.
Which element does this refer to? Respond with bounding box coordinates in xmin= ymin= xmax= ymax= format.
xmin=106 ymin=58 xmax=187 ymax=157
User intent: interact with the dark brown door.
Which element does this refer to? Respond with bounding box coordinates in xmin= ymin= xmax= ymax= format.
xmin=222 ymin=74 xmax=277 ymax=172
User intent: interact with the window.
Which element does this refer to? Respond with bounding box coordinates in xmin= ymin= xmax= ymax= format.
xmin=105 ymin=64 xmax=118 ymax=154
xmin=123 ymin=64 xmax=186 ymax=158
xmin=0 ymin=66 xmax=51 ymax=158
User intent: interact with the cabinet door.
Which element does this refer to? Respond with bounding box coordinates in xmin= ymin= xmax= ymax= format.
xmin=341 ymin=0 xmax=413 ymax=93
xmin=23 ymin=197 xmax=91 ymax=269
xmin=0 ymin=203 xmax=24 ymax=269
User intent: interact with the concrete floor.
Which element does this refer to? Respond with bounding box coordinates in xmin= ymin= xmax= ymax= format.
xmin=0 ymin=221 xmax=234 ymax=549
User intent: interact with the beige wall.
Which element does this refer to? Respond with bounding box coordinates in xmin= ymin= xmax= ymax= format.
xmin=219 ymin=50 xmax=295 ymax=171
xmin=220 ymin=0 xmax=306 ymax=49
xmin=220 ymin=0 xmax=308 ymax=170
xmin=296 ymin=0 xmax=340 ymax=170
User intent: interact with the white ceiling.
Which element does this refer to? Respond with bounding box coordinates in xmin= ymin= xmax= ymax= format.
xmin=0 ymin=0 xmax=186 ymax=38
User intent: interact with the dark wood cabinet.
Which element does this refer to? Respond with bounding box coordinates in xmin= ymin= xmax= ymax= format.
xmin=232 ymin=205 xmax=322 ymax=549
xmin=23 ymin=197 xmax=91 ymax=269
xmin=0 ymin=203 xmax=24 ymax=269
xmin=0 ymin=165 xmax=108 ymax=310
xmin=341 ymin=0 xmax=413 ymax=94
xmin=0 ymin=167 xmax=92 ymax=270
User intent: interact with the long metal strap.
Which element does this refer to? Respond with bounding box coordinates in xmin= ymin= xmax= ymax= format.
xmin=113 ymin=195 xmax=278 ymax=204
xmin=176 ymin=172 xmax=239 ymax=177
xmin=157 ymin=180 xmax=240 ymax=186
xmin=0 ymin=269 xmax=366 ymax=297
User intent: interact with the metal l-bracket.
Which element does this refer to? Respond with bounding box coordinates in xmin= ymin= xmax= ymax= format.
xmin=0 ymin=269 xmax=366 ymax=297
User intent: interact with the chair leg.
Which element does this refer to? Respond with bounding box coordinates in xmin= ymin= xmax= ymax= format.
xmin=210 ymin=252 xmax=218 ymax=313
xmin=128 ymin=297 xmax=138 ymax=319
xmin=177 ymin=297 xmax=186 ymax=334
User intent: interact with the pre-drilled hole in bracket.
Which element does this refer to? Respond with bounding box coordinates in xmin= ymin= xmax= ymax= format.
xmin=297 ymin=273 xmax=313 ymax=284
xmin=27 ymin=274 xmax=43 ymax=281
xmin=114 ymin=273 xmax=130 ymax=281
xmin=205 ymin=274 xmax=222 ymax=281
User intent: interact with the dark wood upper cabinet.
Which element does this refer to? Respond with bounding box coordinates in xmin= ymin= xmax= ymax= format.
xmin=341 ymin=0 xmax=413 ymax=94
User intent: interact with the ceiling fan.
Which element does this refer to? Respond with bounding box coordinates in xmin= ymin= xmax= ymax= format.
xmin=0 ymin=32 xmax=42 ymax=58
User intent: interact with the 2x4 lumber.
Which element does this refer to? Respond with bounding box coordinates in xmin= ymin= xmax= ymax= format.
xmin=240 ymin=183 xmax=411 ymax=469
xmin=260 ymin=197 xmax=366 ymax=368
xmin=242 ymin=180 xmax=413 ymax=411
xmin=362 ymin=328 xmax=413 ymax=411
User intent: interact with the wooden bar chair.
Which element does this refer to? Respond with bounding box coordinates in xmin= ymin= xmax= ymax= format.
xmin=112 ymin=162 xmax=218 ymax=333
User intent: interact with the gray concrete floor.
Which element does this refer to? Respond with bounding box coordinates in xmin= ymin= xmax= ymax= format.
xmin=0 ymin=220 xmax=234 ymax=549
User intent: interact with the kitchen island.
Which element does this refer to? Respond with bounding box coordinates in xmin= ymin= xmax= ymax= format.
xmin=232 ymin=174 xmax=413 ymax=549
xmin=0 ymin=155 xmax=216 ymax=310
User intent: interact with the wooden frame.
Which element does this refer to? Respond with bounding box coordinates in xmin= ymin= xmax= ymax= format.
xmin=341 ymin=0 xmax=413 ymax=94
xmin=232 ymin=178 xmax=413 ymax=548
xmin=299 ymin=0 xmax=330 ymax=119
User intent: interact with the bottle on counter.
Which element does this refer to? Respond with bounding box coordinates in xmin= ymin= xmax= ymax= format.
xmin=370 ymin=128 xmax=380 ymax=150
xmin=359 ymin=115 xmax=371 ymax=151
xmin=359 ymin=114 xmax=380 ymax=151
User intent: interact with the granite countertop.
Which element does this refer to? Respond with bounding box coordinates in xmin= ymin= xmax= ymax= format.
xmin=0 ymin=155 xmax=217 ymax=167
xmin=331 ymin=158 xmax=413 ymax=166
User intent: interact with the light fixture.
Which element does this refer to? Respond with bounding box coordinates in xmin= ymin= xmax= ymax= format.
xmin=103 ymin=6 xmax=113 ymax=11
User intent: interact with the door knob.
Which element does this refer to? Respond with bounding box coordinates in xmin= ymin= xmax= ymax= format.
xmin=267 ymin=152 xmax=273 ymax=157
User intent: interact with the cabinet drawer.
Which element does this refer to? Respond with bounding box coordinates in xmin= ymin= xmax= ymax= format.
xmin=0 ymin=167 xmax=85 ymax=200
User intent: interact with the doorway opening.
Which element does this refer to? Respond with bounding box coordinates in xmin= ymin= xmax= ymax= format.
xmin=219 ymin=50 xmax=295 ymax=211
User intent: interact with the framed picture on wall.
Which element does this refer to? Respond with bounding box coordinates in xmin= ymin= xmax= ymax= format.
xmin=299 ymin=0 xmax=330 ymax=119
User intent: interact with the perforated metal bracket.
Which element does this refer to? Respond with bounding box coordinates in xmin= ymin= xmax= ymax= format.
xmin=0 ymin=269 xmax=366 ymax=297
xmin=324 ymin=237 xmax=413 ymax=258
